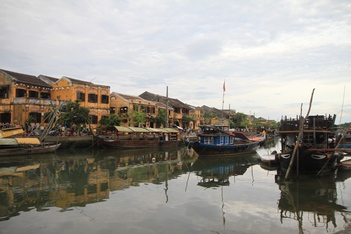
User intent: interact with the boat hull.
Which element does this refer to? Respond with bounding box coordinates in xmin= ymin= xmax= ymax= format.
xmin=277 ymin=149 xmax=341 ymax=176
xmin=188 ymin=141 xmax=259 ymax=156
xmin=0 ymin=143 xmax=61 ymax=156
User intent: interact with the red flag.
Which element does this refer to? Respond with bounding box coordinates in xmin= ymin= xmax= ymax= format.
xmin=223 ymin=81 xmax=226 ymax=92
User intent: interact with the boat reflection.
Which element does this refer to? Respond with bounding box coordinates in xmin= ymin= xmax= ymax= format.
xmin=0 ymin=147 xmax=196 ymax=221
xmin=275 ymin=173 xmax=351 ymax=233
xmin=191 ymin=153 xmax=260 ymax=188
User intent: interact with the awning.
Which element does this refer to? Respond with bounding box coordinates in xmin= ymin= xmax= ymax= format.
xmin=160 ymin=128 xmax=179 ymax=133
xmin=128 ymin=127 xmax=150 ymax=133
xmin=146 ymin=128 xmax=163 ymax=133
xmin=114 ymin=126 xmax=134 ymax=132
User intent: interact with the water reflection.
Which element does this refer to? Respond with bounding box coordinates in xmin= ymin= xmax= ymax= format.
xmin=275 ymin=173 xmax=351 ymax=233
xmin=191 ymin=153 xmax=260 ymax=188
xmin=0 ymin=147 xmax=196 ymax=221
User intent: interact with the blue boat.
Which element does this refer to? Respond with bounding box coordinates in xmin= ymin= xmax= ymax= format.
xmin=187 ymin=125 xmax=260 ymax=156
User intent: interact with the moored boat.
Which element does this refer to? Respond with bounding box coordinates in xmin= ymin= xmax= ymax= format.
xmin=0 ymin=137 xmax=61 ymax=156
xmin=275 ymin=114 xmax=344 ymax=176
xmin=94 ymin=126 xmax=182 ymax=149
xmin=187 ymin=125 xmax=260 ymax=157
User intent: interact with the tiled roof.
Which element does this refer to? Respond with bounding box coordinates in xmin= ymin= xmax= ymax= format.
xmin=0 ymin=69 xmax=51 ymax=88
xmin=139 ymin=91 xmax=192 ymax=109
xmin=62 ymin=76 xmax=110 ymax=88
xmin=113 ymin=92 xmax=144 ymax=101
xmin=63 ymin=76 xmax=94 ymax=86
xmin=200 ymin=105 xmax=229 ymax=119
xmin=39 ymin=74 xmax=59 ymax=83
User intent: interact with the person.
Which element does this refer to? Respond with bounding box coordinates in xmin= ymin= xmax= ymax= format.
xmin=71 ymin=125 xmax=75 ymax=136
xmin=33 ymin=123 xmax=37 ymax=131
xmin=58 ymin=124 xmax=62 ymax=136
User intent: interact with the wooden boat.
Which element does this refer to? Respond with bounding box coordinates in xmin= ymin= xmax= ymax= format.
xmin=248 ymin=133 xmax=266 ymax=146
xmin=276 ymin=114 xmax=344 ymax=176
xmin=259 ymin=150 xmax=279 ymax=166
xmin=337 ymin=128 xmax=351 ymax=151
xmin=0 ymin=137 xmax=61 ymax=156
xmin=187 ymin=125 xmax=260 ymax=157
xmin=338 ymin=158 xmax=351 ymax=170
xmin=94 ymin=126 xmax=182 ymax=149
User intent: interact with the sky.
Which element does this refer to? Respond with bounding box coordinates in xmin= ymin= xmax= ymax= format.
xmin=1 ymin=0 xmax=351 ymax=124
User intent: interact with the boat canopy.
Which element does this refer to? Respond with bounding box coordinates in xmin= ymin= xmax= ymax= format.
xmin=15 ymin=138 xmax=41 ymax=145
xmin=113 ymin=126 xmax=179 ymax=134
xmin=0 ymin=137 xmax=41 ymax=146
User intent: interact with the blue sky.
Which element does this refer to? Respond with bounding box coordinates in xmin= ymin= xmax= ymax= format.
xmin=1 ymin=0 xmax=350 ymax=123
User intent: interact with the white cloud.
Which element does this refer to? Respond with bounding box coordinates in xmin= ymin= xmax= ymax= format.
xmin=1 ymin=0 xmax=350 ymax=123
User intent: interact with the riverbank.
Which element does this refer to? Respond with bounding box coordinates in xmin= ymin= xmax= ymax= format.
xmin=44 ymin=135 xmax=94 ymax=149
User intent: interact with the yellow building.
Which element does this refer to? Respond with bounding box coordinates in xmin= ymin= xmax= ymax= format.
xmin=0 ymin=69 xmax=59 ymax=128
xmin=50 ymin=76 xmax=110 ymax=129
xmin=110 ymin=92 xmax=172 ymax=128
xmin=139 ymin=91 xmax=196 ymax=129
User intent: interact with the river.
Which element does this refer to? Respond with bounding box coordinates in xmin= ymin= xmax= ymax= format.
xmin=0 ymin=137 xmax=350 ymax=234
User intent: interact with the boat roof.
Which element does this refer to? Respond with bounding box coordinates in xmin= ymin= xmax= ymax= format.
xmin=0 ymin=138 xmax=41 ymax=146
xmin=112 ymin=126 xmax=179 ymax=133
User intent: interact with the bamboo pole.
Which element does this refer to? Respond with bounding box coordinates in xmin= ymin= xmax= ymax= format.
xmin=285 ymin=88 xmax=315 ymax=180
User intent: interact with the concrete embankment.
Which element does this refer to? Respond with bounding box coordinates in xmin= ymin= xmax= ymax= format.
xmin=44 ymin=135 xmax=95 ymax=148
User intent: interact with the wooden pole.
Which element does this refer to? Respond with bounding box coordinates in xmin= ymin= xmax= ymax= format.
xmin=285 ymin=88 xmax=315 ymax=180
xmin=166 ymin=86 xmax=169 ymax=128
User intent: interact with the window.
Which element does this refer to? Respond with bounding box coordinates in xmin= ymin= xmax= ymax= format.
xmin=90 ymin=115 xmax=98 ymax=124
xmin=101 ymin=94 xmax=109 ymax=104
xmin=120 ymin=106 xmax=128 ymax=113
xmin=0 ymin=86 xmax=9 ymax=99
xmin=110 ymin=107 xmax=116 ymax=114
xmin=40 ymin=92 xmax=50 ymax=99
xmin=28 ymin=90 xmax=39 ymax=98
xmin=133 ymin=104 xmax=138 ymax=111
xmin=76 ymin=91 xmax=85 ymax=101
xmin=88 ymin=93 xmax=98 ymax=103
xmin=29 ymin=112 xmax=41 ymax=123
xmin=16 ymin=88 xmax=26 ymax=97
xmin=146 ymin=106 xmax=155 ymax=114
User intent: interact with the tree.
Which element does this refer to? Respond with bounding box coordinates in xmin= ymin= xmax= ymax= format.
xmin=99 ymin=114 xmax=121 ymax=126
xmin=155 ymin=109 xmax=166 ymax=127
xmin=58 ymin=101 xmax=90 ymax=129
xmin=230 ymin=112 xmax=247 ymax=129
xmin=130 ymin=110 xmax=146 ymax=127
xmin=203 ymin=111 xmax=217 ymax=124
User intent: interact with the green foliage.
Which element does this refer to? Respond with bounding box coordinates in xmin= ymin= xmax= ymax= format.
xmin=58 ymin=101 xmax=90 ymax=127
xmin=182 ymin=114 xmax=194 ymax=122
xmin=230 ymin=112 xmax=248 ymax=128
xmin=203 ymin=112 xmax=217 ymax=124
xmin=130 ymin=110 xmax=146 ymax=127
xmin=99 ymin=114 xmax=121 ymax=126
xmin=155 ymin=109 xmax=166 ymax=127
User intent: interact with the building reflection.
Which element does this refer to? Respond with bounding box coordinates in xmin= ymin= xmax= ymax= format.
xmin=0 ymin=147 xmax=196 ymax=221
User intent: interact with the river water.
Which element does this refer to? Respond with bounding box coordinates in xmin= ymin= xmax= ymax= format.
xmin=0 ymin=137 xmax=350 ymax=234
